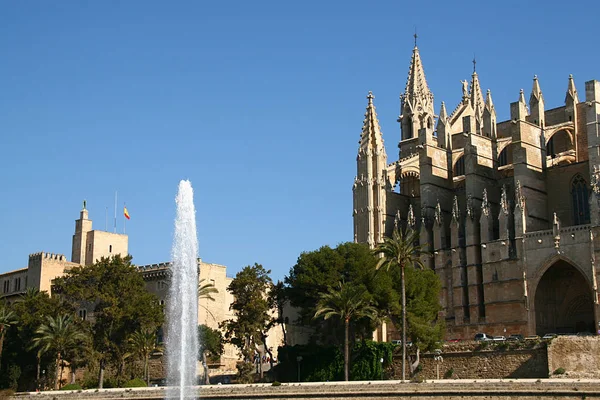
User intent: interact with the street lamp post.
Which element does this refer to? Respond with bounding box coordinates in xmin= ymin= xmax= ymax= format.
xmin=296 ymin=356 xmax=303 ymax=382
xmin=380 ymin=357 xmax=384 ymax=380
xmin=433 ymin=349 xmax=443 ymax=380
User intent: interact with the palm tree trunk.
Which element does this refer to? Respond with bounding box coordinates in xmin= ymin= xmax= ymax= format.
xmin=0 ymin=329 xmax=5 ymax=370
xmin=55 ymin=352 xmax=62 ymax=389
xmin=36 ymin=355 xmax=41 ymax=383
xmin=98 ymin=359 xmax=105 ymax=389
xmin=401 ymin=265 xmax=406 ymax=382
xmin=145 ymin=355 xmax=150 ymax=386
xmin=344 ymin=318 xmax=349 ymax=381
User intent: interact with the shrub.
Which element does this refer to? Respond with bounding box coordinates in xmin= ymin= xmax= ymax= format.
xmin=271 ymin=381 xmax=281 ymax=386
xmin=123 ymin=378 xmax=147 ymax=388
xmin=553 ymin=367 xmax=566 ymax=375
xmin=60 ymin=384 xmax=83 ymax=391
xmin=444 ymin=368 xmax=454 ymax=379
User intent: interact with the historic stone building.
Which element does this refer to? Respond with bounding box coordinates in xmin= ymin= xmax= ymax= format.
xmin=353 ymin=43 xmax=600 ymax=339
xmin=0 ymin=205 xmax=283 ymax=370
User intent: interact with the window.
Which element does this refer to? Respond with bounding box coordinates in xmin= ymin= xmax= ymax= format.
xmin=3 ymin=280 xmax=9 ymax=293
xmin=109 ymin=245 xmax=112 ymax=253
xmin=454 ymin=156 xmax=465 ymax=176
xmin=14 ymin=278 xmax=21 ymax=292
xmin=571 ymin=174 xmax=590 ymax=225
xmin=547 ymin=136 xmax=555 ymax=158
xmin=79 ymin=309 xmax=87 ymax=321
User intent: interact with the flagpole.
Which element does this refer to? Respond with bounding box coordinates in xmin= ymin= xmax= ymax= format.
xmin=123 ymin=202 xmax=126 ymax=234
xmin=114 ymin=191 xmax=117 ymax=233
xmin=105 ymin=207 xmax=108 ymax=231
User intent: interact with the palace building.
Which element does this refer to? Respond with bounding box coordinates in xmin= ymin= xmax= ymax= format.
xmin=353 ymin=43 xmax=600 ymax=338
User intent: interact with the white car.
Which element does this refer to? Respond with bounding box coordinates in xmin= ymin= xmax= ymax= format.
xmin=493 ymin=336 xmax=506 ymax=341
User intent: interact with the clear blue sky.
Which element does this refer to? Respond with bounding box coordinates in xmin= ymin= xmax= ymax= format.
xmin=1 ymin=1 xmax=598 ymax=282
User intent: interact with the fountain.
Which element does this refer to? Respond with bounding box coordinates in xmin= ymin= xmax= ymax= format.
xmin=167 ymin=180 xmax=199 ymax=399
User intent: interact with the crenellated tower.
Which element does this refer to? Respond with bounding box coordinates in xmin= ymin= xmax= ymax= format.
xmin=353 ymin=92 xmax=388 ymax=248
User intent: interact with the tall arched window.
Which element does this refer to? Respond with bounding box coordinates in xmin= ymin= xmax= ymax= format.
xmin=571 ymin=175 xmax=590 ymax=225
xmin=454 ymin=156 xmax=465 ymax=177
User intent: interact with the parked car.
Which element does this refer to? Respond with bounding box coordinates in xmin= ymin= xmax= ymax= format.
xmin=447 ymin=338 xmax=462 ymax=343
xmin=542 ymin=333 xmax=557 ymax=340
xmin=493 ymin=336 xmax=506 ymax=341
xmin=507 ymin=334 xmax=524 ymax=341
xmin=524 ymin=335 xmax=540 ymax=340
xmin=474 ymin=333 xmax=493 ymax=341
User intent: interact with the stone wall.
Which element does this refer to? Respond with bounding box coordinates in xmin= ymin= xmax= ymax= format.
xmin=547 ymin=336 xmax=600 ymax=378
xmin=392 ymin=342 xmax=548 ymax=380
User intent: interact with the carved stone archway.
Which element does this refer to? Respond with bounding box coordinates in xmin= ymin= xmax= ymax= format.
xmin=533 ymin=259 xmax=594 ymax=335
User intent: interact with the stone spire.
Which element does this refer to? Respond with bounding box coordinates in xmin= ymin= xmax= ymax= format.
xmin=436 ymin=101 xmax=451 ymax=149
xmin=354 ymin=92 xmax=388 ymax=248
xmin=466 ymin=194 xmax=474 ymax=220
xmin=359 ymin=92 xmax=386 ymax=153
xmin=529 ymin=75 xmax=545 ymax=126
xmin=500 ymin=185 xmax=509 ymax=216
xmin=485 ymin=89 xmax=495 ymax=112
xmin=530 ymin=75 xmax=543 ymax=104
xmin=451 ymin=196 xmax=460 ymax=223
xmin=439 ymin=101 xmax=448 ymax=123
xmin=407 ymin=204 xmax=416 ymax=230
xmin=435 ymin=201 xmax=443 ymax=226
xmin=515 ymin=180 xmax=525 ymax=210
xmin=403 ymin=46 xmax=434 ymax=112
xmin=511 ymin=89 xmax=528 ymax=121
xmin=482 ymin=89 xmax=496 ymax=138
xmin=565 ymin=74 xmax=579 ymax=104
xmin=400 ymin=43 xmax=435 ymax=142
xmin=481 ymin=189 xmax=490 ymax=217
xmin=470 ymin=71 xmax=484 ymax=118
xmin=519 ymin=88 xmax=527 ymax=106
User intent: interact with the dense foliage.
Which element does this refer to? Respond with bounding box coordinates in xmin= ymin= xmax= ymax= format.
xmin=48 ymin=255 xmax=163 ymax=388
xmin=275 ymin=341 xmax=394 ymax=382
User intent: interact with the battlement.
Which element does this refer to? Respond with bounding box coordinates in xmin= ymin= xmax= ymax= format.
xmin=28 ymin=252 xmax=67 ymax=262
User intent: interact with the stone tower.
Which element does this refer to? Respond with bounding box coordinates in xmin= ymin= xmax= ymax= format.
xmin=353 ymin=92 xmax=387 ymax=248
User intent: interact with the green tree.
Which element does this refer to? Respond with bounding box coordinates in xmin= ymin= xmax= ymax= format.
xmin=31 ymin=314 xmax=87 ymax=389
xmin=374 ymin=228 xmax=424 ymax=381
xmin=52 ymin=255 xmax=164 ymax=388
xmin=313 ymin=281 xmax=377 ymax=381
xmin=197 ymin=325 xmax=224 ymax=385
xmin=0 ymin=303 xmax=17 ymax=371
xmin=286 ymin=242 xmax=398 ymax=343
xmin=221 ymin=263 xmax=272 ymax=380
xmin=128 ymin=329 xmax=160 ymax=386
xmin=0 ymin=288 xmax=69 ymax=391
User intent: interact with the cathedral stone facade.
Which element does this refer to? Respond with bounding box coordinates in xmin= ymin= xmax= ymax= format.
xmin=353 ymin=44 xmax=600 ymax=339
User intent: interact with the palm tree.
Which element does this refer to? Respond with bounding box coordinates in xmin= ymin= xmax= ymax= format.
xmin=31 ymin=314 xmax=87 ymax=389
xmin=374 ymin=227 xmax=424 ymax=381
xmin=198 ymin=279 xmax=219 ymax=322
xmin=128 ymin=329 xmax=161 ymax=386
xmin=0 ymin=303 xmax=17 ymax=369
xmin=198 ymin=279 xmax=219 ymax=300
xmin=314 ymin=281 xmax=377 ymax=381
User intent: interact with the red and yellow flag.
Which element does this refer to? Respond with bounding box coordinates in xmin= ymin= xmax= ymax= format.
xmin=124 ymin=207 xmax=130 ymax=220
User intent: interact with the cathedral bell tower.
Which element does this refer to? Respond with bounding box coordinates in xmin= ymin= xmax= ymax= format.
xmin=353 ymin=92 xmax=388 ymax=248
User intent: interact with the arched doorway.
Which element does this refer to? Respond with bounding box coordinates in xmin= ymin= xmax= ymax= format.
xmin=534 ymin=260 xmax=594 ymax=335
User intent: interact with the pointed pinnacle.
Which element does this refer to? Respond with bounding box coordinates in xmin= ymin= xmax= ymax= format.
xmin=519 ymin=88 xmax=526 ymax=104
